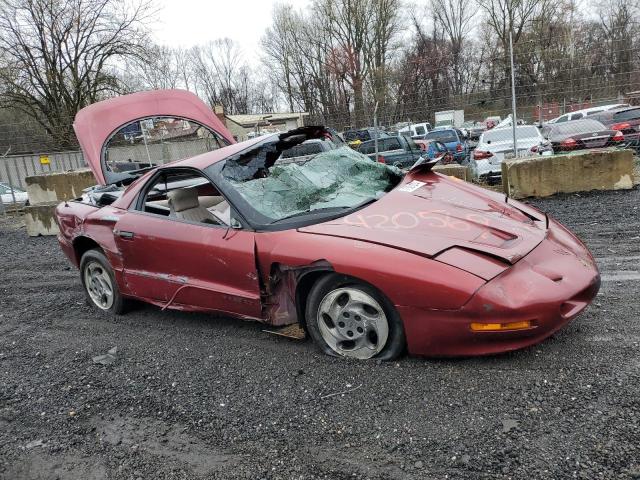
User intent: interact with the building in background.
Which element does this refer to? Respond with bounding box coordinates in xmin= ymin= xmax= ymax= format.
xmin=214 ymin=106 xmax=308 ymax=141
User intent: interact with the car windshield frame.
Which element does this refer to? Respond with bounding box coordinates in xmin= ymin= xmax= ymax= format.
xmin=205 ymin=134 xmax=404 ymax=232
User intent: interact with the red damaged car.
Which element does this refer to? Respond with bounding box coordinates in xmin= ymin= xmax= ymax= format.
xmin=55 ymin=90 xmax=600 ymax=360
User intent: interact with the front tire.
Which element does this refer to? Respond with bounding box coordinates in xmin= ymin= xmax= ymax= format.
xmin=305 ymin=274 xmax=406 ymax=360
xmin=80 ymin=249 xmax=128 ymax=315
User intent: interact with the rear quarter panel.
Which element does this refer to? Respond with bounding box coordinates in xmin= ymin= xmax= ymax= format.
xmin=55 ymin=202 xmax=126 ymax=272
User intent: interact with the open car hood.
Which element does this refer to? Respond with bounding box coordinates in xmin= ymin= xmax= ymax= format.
xmin=299 ymin=175 xmax=547 ymax=265
xmin=73 ymin=89 xmax=235 ymax=185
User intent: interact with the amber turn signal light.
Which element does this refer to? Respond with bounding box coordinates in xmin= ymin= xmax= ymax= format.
xmin=470 ymin=320 xmax=532 ymax=331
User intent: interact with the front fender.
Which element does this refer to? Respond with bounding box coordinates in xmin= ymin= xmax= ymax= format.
xmin=255 ymin=231 xmax=486 ymax=311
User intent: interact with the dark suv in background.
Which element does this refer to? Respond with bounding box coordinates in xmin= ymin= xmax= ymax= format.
xmin=591 ymin=106 xmax=640 ymax=151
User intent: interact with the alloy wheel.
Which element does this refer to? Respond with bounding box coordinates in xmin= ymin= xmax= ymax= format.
xmin=84 ymin=261 xmax=114 ymax=310
xmin=317 ymin=287 xmax=389 ymax=359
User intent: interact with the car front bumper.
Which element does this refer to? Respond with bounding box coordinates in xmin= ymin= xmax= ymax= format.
xmin=399 ymin=218 xmax=600 ymax=357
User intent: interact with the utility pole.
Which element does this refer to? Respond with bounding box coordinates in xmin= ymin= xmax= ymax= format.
xmin=509 ymin=30 xmax=518 ymax=156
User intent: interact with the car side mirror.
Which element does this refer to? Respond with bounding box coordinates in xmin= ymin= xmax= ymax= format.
xmin=230 ymin=217 xmax=242 ymax=230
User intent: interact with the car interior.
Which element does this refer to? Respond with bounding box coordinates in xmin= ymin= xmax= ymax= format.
xmin=140 ymin=171 xmax=230 ymax=226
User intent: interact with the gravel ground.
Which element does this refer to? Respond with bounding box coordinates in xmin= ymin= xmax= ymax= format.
xmin=1 ymin=187 xmax=639 ymax=480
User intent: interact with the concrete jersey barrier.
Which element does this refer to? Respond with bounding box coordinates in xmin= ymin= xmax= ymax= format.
xmin=23 ymin=169 xmax=96 ymax=236
xmin=501 ymin=148 xmax=635 ymax=199
xmin=25 ymin=169 xmax=96 ymax=204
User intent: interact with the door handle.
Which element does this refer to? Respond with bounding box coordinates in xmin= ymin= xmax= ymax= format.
xmin=117 ymin=230 xmax=135 ymax=239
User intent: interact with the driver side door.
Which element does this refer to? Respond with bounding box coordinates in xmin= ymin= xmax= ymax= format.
xmin=114 ymin=168 xmax=263 ymax=319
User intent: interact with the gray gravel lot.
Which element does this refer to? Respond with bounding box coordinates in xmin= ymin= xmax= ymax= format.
xmin=1 ymin=187 xmax=639 ymax=480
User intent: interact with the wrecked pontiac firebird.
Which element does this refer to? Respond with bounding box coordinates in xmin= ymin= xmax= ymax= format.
xmin=55 ymin=89 xmax=600 ymax=359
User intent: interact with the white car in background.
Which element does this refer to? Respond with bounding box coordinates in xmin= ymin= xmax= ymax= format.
xmin=470 ymin=126 xmax=553 ymax=183
xmin=547 ymin=104 xmax=629 ymax=124
xmin=0 ymin=182 xmax=29 ymax=205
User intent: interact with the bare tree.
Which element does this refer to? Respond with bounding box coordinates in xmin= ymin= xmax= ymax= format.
xmin=127 ymin=45 xmax=186 ymax=91
xmin=595 ymin=0 xmax=639 ymax=95
xmin=314 ymin=0 xmax=374 ymax=127
xmin=0 ymin=0 xmax=155 ymax=148
xmin=476 ymin=0 xmax=550 ymax=103
xmin=262 ymin=4 xmax=301 ymax=112
xmin=430 ymin=0 xmax=474 ymax=95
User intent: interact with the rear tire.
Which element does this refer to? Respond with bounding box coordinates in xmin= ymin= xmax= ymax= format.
xmin=305 ymin=274 xmax=405 ymax=360
xmin=80 ymin=249 xmax=128 ymax=315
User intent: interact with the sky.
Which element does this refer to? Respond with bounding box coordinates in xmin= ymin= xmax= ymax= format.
xmin=152 ymin=0 xmax=312 ymax=66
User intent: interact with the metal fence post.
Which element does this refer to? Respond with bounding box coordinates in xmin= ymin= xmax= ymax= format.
xmin=509 ymin=30 xmax=518 ymax=157
xmin=374 ymin=102 xmax=379 ymax=162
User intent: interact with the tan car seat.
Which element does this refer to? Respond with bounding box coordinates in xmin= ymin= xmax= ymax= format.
xmin=167 ymin=188 xmax=215 ymax=223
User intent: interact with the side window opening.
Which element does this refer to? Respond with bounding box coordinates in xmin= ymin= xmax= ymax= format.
xmin=359 ymin=142 xmax=375 ymax=154
xmin=139 ymin=170 xmax=230 ymax=226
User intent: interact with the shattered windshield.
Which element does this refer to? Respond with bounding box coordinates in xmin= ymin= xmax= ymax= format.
xmin=216 ymin=142 xmax=402 ymax=225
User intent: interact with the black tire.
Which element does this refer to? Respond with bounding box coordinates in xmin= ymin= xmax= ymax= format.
xmin=79 ymin=248 xmax=128 ymax=315
xmin=305 ymin=273 xmax=406 ymax=360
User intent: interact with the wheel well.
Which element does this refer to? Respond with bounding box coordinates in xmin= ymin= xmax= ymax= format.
xmin=295 ymin=270 xmax=332 ymax=331
xmin=73 ymin=236 xmax=101 ymax=264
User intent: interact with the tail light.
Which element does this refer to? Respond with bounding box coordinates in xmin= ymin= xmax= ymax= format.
xmin=612 ymin=122 xmax=630 ymax=131
xmin=456 ymin=144 xmax=463 ymax=152
xmin=473 ymin=150 xmax=492 ymax=160
xmin=530 ymin=145 xmax=538 ymax=153
xmin=612 ymin=131 xmax=624 ymax=142
xmin=561 ymin=138 xmax=577 ymax=149
xmin=377 ymin=156 xmax=386 ymax=164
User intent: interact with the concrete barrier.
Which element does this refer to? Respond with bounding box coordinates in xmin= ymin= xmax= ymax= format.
xmin=23 ymin=169 xmax=97 ymax=235
xmin=25 ymin=169 xmax=95 ymax=205
xmin=24 ymin=202 xmax=60 ymax=237
xmin=433 ymin=163 xmax=470 ymax=181
xmin=502 ymin=148 xmax=635 ymax=199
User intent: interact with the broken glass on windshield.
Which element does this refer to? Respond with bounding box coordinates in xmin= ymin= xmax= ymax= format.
xmin=222 ymin=145 xmax=402 ymax=223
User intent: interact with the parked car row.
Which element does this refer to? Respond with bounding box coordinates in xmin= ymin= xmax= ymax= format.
xmin=330 ymin=104 xmax=638 ymax=182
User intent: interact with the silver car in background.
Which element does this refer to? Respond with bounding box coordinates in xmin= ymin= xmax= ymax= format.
xmin=470 ymin=126 xmax=552 ymax=183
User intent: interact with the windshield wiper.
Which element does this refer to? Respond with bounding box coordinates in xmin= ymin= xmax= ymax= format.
xmin=270 ymin=206 xmax=351 ymax=224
